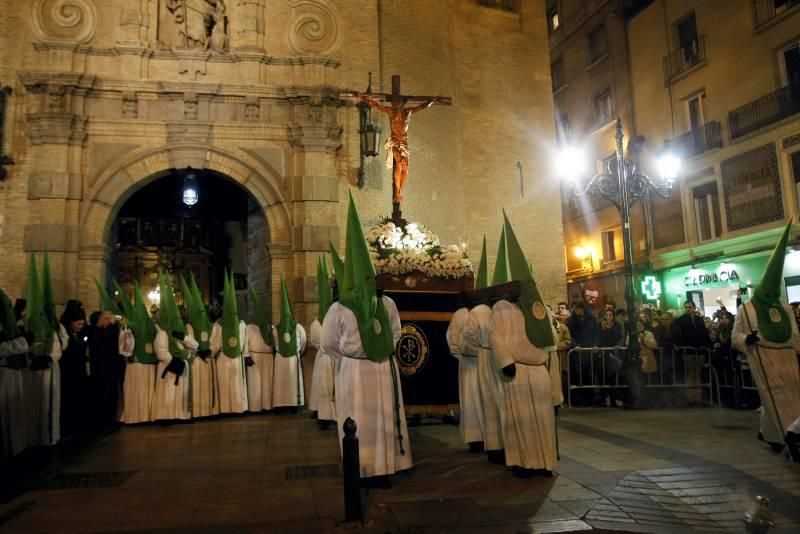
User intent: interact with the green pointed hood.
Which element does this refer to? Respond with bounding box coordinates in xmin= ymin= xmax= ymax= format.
xmin=751 ymin=222 xmax=793 ymax=343
xmin=475 ymin=236 xmax=489 ymax=290
xmin=158 ymin=272 xmax=187 ymax=359
xmin=491 ymin=227 xmax=510 ymax=286
xmin=339 ymin=192 xmax=394 ymax=362
xmin=248 ymin=285 xmax=274 ymax=347
xmin=95 ymin=278 xmax=121 ymax=315
xmin=113 ymin=279 xmax=132 ymax=319
xmin=129 ymin=281 xmax=157 ymax=363
xmin=276 ymin=275 xmax=298 ymax=356
xmin=221 ymin=269 xmax=241 ymax=358
xmin=317 ymin=257 xmax=333 ymax=323
xmin=186 ymin=273 xmax=212 ymax=352
xmin=0 ymin=288 xmax=21 ymax=340
xmin=329 ymin=241 xmax=344 ymax=301
xmin=25 ymin=253 xmax=53 ymax=355
xmin=41 ymin=251 xmax=58 ymax=330
xmin=503 ymin=211 xmax=556 ymax=349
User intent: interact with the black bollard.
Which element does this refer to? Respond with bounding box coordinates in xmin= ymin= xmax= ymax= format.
xmin=342 ymin=417 xmax=362 ymax=523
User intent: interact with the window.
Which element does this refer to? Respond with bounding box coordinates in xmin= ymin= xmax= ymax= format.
xmin=548 ymin=7 xmax=560 ymax=32
xmin=593 ymin=90 xmax=613 ymax=127
xmin=601 ymin=230 xmax=616 ymax=262
xmin=551 ymin=60 xmax=565 ymax=91
xmin=685 ymin=92 xmax=705 ymax=131
xmin=779 ymin=41 xmax=800 ymax=89
xmin=675 ymin=12 xmax=699 ymax=63
xmin=588 ymin=25 xmax=608 ymax=63
xmin=692 ymin=181 xmax=721 ymax=242
xmin=792 ymin=151 xmax=800 ymax=213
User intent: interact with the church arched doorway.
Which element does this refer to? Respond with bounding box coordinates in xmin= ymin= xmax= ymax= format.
xmin=108 ymin=168 xmax=270 ymax=320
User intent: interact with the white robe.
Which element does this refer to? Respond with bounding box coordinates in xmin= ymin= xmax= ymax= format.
xmin=272 ymin=324 xmax=307 ymax=408
xmin=244 ymin=323 xmax=274 ymax=412
xmin=308 ymin=318 xmax=336 ymax=421
xmin=118 ymin=329 xmax=154 ymax=425
xmin=733 ymin=301 xmax=800 ymax=442
xmin=322 ymin=297 xmax=412 ymax=478
xmin=463 ymin=304 xmax=504 ymax=451
xmin=26 ymin=334 xmax=62 ymax=447
xmin=151 ymin=328 xmax=195 ymax=421
xmin=489 ymin=300 xmax=557 ymax=471
xmin=448 ymin=307 xmax=484 ymax=444
xmin=185 ymin=323 xmax=219 ymax=418
xmin=0 ymin=337 xmax=29 ymax=456
xmin=211 ymin=321 xmax=249 ymax=414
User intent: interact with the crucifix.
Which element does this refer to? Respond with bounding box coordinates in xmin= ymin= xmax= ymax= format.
xmin=342 ymin=75 xmax=451 ymax=223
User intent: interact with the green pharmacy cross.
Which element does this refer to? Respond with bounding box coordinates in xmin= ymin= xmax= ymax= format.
xmin=641 ymin=275 xmax=662 ymax=301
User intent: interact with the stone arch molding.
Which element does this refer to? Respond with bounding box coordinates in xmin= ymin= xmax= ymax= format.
xmin=31 ymin=0 xmax=97 ymax=44
xmin=284 ymin=0 xmax=343 ymax=57
xmin=81 ymin=144 xmax=292 ymax=251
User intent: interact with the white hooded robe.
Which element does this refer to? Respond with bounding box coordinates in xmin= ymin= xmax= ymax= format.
xmin=448 ymin=307 xmax=484 ymax=445
xmin=211 ymin=321 xmax=249 ymax=414
xmin=308 ymin=318 xmax=336 ymax=421
xmin=244 ymin=323 xmax=274 ymax=412
xmin=0 ymin=337 xmax=29 ymax=456
xmin=151 ymin=328 xmax=195 ymax=421
xmin=272 ymin=324 xmax=307 ymax=408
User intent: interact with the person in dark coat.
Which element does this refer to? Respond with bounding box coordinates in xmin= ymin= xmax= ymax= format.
xmin=88 ymin=310 xmax=125 ymax=432
xmin=59 ymin=300 xmax=89 ymax=436
xmin=675 ymin=300 xmax=710 ymax=348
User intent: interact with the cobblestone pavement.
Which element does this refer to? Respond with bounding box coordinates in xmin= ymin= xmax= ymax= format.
xmin=1 ymin=408 xmax=798 ymax=533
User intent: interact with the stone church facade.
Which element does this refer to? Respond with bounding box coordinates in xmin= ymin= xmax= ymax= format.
xmin=0 ymin=0 xmax=564 ymax=323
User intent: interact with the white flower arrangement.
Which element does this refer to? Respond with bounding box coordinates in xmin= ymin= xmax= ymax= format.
xmin=366 ymin=218 xmax=473 ymax=279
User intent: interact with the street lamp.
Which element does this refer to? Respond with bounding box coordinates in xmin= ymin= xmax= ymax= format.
xmin=356 ymin=72 xmax=381 ymax=188
xmin=557 ymin=118 xmax=680 ymax=407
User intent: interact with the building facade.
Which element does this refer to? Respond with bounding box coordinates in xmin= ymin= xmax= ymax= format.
xmin=0 ymin=0 xmax=566 ymax=323
xmin=628 ymin=0 xmax=800 ymax=315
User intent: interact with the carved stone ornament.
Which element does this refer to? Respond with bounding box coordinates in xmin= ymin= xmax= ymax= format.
xmin=167 ymin=0 xmax=229 ymax=52
xmin=284 ymin=0 xmax=343 ymax=56
xmin=31 ymin=0 xmax=98 ymax=44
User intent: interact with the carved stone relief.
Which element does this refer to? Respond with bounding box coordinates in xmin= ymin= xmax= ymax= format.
xmin=245 ymin=98 xmax=260 ymax=121
xmin=284 ymin=0 xmax=342 ymax=56
xmin=31 ymin=0 xmax=97 ymax=44
xmin=122 ymin=92 xmax=138 ymax=118
xmin=184 ymin=93 xmax=199 ymax=119
xmin=166 ymin=0 xmax=228 ymax=52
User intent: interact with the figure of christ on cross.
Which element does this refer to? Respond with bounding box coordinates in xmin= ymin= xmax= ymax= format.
xmin=342 ymin=75 xmax=451 ymax=217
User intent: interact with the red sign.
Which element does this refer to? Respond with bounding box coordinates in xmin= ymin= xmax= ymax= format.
xmin=583 ymin=281 xmax=601 ymax=307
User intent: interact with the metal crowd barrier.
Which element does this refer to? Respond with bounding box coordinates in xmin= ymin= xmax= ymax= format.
xmin=565 ymin=346 xmax=629 ymax=407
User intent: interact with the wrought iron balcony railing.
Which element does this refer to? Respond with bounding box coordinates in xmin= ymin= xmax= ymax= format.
xmin=662 ymin=36 xmax=706 ymax=84
xmin=752 ymin=0 xmax=800 ymax=29
xmin=671 ymin=121 xmax=723 ymax=158
xmin=728 ymin=84 xmax=800 ymax=139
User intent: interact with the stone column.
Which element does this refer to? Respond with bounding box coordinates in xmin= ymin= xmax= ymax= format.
xmin=233 ymin=0 xmax=267 ymax=52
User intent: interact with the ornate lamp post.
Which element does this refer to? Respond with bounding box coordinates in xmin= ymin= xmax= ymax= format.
xmin=356 ymin=73 xmax=381 ymax=188
xmin=558 ymin=118 xmax=680 ymax=407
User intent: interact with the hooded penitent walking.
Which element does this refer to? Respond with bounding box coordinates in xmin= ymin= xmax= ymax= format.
xmin=308 ymin=257 xmax=336 ymax=427
xmin=245 ymin=285 xmax=274 ymax=413
xmin=733 ymin=222 xmax=800 ymax=461
xmin=321 ymin=193 xmax=410 ymax=486
xmin=489 ymin=213 xmax=558 ymax=477
xmin=120 ymin=282 xmax=158 ymax=424
xmin=210 ymin=270 xmax=249 ymax=414
xmin=152 ymin=273 xmax=197 ymax=422
xmin=448 ymin=290 xmax=484 ymax=452
xmin=24 ymin=253 xmax=62 ymax=446
xmin=463 ymin=234 xmax=506 ymax=465
xmin=1 ymin=288 xmax=30 ymax=457
xmin=184 ymin=274 xmax=219 ymax=418
xmin=271 ymin=275 xmax=307 ymax=411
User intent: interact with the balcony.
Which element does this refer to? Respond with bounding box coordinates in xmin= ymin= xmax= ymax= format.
xmin=671 ymin=121 xmax=723 ymax=158
xmin=662 ymin=36 xmax=707 ymax=84
xmin=728 ymin=84 xmax=800 ymax=139
xmin=752 ymin=0 xmax=800 ymax=30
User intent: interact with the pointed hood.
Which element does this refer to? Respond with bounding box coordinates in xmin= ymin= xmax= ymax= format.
xmin=25 ymin=253 xmax=53 ymax=355
xmin=276 ymin=275 xmax=298 ymax=356
xmin=186 ymin=273 xmax=212 ymax=352
xmin=158 ymin=272 xmax=187 ymax=359
xmin=329 ymin=241 xmax=344 ymax=301
xmin=248 ymin=285 xmax=273 ymax=347
xmin=221 ymin=269 xmax=241 ymax=358
xmin=475 ymin=235 xmax=489 ymax=290
xmin=339 ymin=192 xmax=394 ymax=362
xmin=0 ymin=288 xmax=21 ymax=340
xmin=129 ymin=281 xmax=157 ymax=363
xmin=751 ymin=221 xmax=793 ymax=342
xmin=41 ymin=251 xmax=58 ymax=330
xmin=503 ymin=211 xmax=556 ymax=349
xmin=317 ymin=257 xmax=333 ymax=323
xmin=95 ymin=278 xmax=121 ymax=316
xmin=113 ymin=279 xmax=132 ymax=319
xmin=491 ymin=226 xmax=510 ymax=286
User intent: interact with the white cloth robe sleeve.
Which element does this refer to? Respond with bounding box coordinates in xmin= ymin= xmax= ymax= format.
xmin=446 ymin=307 xmax=470 ymax=359
xmin=210 ymin=323 xmax=223 ymax=357
xmin=309 ymin=319 xmax=322 ymax=350
xmin=385 ymin=296 xmax=402 ymax=346
xmin=154 ymin=328 xmax=172 ymax=363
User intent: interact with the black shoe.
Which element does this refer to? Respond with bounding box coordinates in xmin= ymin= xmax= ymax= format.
xmin=488 ymin=449 xmax=506 ymax=465
xmin=531 ymin=469 xmax=553 ymax=477
xmin=468 ymin=441 xmax=485 ymax=453
xmin=511 ymin=466 xmax=533 ymax=479
xmin=361 ymin=476 xmax=392 ymax=489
